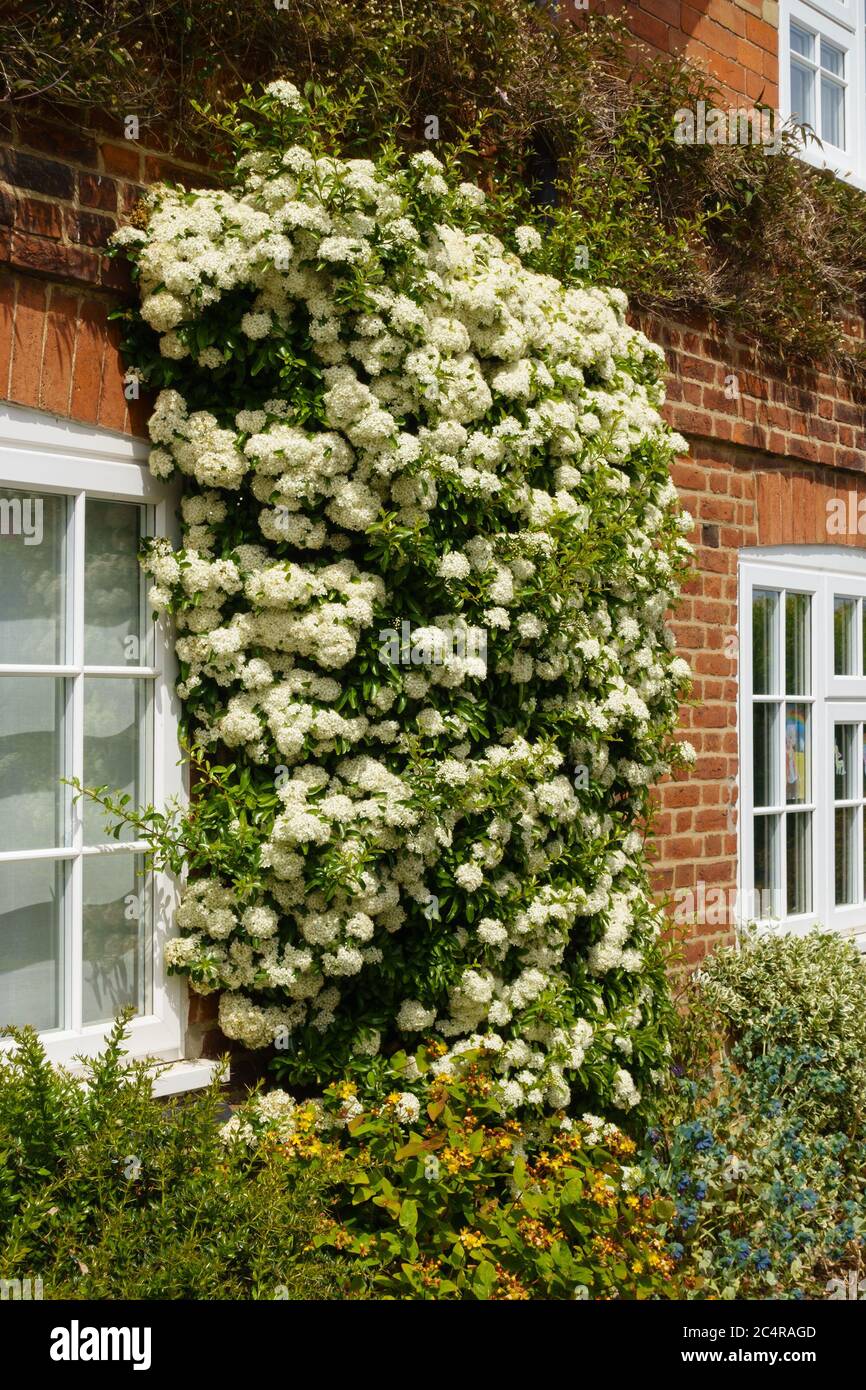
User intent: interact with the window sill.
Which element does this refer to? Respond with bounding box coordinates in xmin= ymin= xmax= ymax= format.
xmin=149 ymin=1058 xmax=223 ymax=1097
xmin=58 ymin=1055 xmax=224 ymax=1096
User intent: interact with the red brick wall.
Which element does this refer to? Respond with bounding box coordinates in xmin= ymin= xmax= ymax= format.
xmin=0 ymin=275 xmax=150 ymax=434
xmin=0 ymin=104 xmax=208 ymax=435
xmin=643 ymin=312 xmax=866 ymax=962
xmin=598 ymin=1 xmax=779 ymax=105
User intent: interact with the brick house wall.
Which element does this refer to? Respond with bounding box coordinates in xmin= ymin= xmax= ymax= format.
xmin=2 ymin=2 xmax=865 ymax=1053
xmin=642 ymin=313 xmax=866 ymax=962
xmin=594 ymin=2 xmax=866 ymax=960
xmin=0 ymin=105 xmax=206 ymax=436
xmin=598 ymin=0 xmax=780 ymax=105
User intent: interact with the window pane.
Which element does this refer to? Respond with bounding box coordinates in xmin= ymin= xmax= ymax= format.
xmin=752 ymin=590 xmax=778 ymax=694
xmin=821 ymin=38 xmax=844 ymax=76
xmin=834 ymin=597 xmax=856 ymax=674
xmin=84 ymin=679 xmax=147 ymax=844
xmin=85 ymin=500 xmax=145 ymax=666
xmin=0 ymin=859 xmax=64 ymax=1030
xmin=754 ymin=815 xmax=780 ymax=919
xmin=835 ymin=723 xmax=857 ymax=800
xmin=83 ymin=854 xmax=151 ymax=1024
xmin=835 ymin=807 xmax=857 ymax=905
xmin=785 ymin=704 xmax=810 ymax=803
xmin=791 ymin=60 xmax=815 ymax=126
xmin=0 ymin=676 xmax=66 ymax=850
xmin=785 ymin=593 xmax=810 ymax=694
xmin=791 ymin=24 xmax=814 ymax=59
xmin=0 ymin=489 xmax=66 ymax=665
xmin=786 ymin=812 xmax=811 ymax=916
xmin=821 ymin=76 xmax=845 ymax=147
xmin=753 ymin=703 xmax=778 ymax=807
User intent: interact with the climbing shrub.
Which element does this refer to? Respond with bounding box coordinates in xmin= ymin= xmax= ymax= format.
xmin=101 ymin=81 xmax=693 ymax=1117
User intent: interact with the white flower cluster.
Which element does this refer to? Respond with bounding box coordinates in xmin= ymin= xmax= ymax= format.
xmin=220 ymin=1087 xmax=305 ymax=1147
xmin=123 ymin=115 xmax=693 ymax=1116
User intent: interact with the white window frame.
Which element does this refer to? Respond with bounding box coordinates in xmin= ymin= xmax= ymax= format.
xmin=0 ymin=403 xmax=186 ymax=1065
xmin=740 ymin=546 xmax=866 ymax=944
xmin=780 ymin=0 xmax=866 ymax=188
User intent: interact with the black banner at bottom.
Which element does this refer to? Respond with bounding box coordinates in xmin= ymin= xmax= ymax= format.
xmin=0 ymin=1294 xmax=859 ymax=1377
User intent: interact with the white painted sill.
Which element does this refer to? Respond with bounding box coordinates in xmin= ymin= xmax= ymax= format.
xmin=58 ymin=1055 xmax=224 ymax=1097
xmin=150 ymin=1057 xmax=223 ymax=1097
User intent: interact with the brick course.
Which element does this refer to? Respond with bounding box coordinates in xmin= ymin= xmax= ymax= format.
xmin=0 ymin=105 xmax=206 ymax=295
xmin=0 ymin=274 xmax=148 ymax=435
xmin=0 ymin=101 xmax=202 ymax=431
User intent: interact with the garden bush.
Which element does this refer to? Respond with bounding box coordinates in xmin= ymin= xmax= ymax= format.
xmin=220 ymin=931 xmax=866 ymax=1301
xmin=700 ymin=929 xmax=866 ymax=1131
xmin=95 ymin=78 xmax=694 ymax=1119
xmin=0 ymin=1017 xmax=349 ymax=1299
xmin=225 ymin=1044 xmax=681 ymax=1300
xmin=641 ymin=1041 xmax=866 ymax=1298
xmin=638 ymin=931 xmax=866 ymax=1299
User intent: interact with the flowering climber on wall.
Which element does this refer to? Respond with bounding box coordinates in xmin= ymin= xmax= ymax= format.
xmin=103 ymin=79 xmax=694 ymax=1117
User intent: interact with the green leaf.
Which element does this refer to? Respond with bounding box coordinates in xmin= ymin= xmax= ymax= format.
xmin=472 ymin=1260 xmax=497 ymax=1297
xmin=398 ymin=1199 xmax=418 ymax=1235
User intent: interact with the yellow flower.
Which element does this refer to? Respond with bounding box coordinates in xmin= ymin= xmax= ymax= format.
xmin=459 ymin=1229 xmax=488 ymax=1251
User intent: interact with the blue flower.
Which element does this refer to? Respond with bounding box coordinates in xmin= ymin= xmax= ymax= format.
xmin=677 ymin=1203 xmax=697 ymax=1230
xmin=678 ymin=1121 xmax=715 ymax=1154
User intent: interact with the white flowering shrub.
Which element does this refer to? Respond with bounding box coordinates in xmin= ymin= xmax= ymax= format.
xmin=114 ymin=82 xmax=694 ymax=1116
